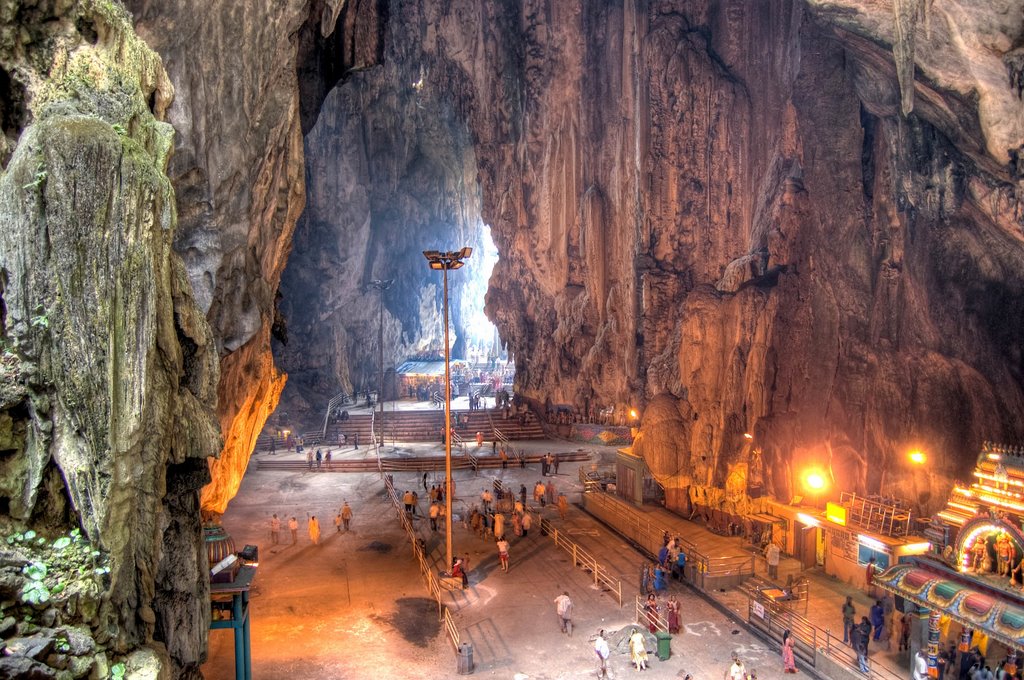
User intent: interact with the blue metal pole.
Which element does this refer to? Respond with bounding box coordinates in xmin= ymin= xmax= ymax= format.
xmin=242 ymin=591 xmax=252 ymax=680
xmin=233 ymin=593 xmax=244 ymax=680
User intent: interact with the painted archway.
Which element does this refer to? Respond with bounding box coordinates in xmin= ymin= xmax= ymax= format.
xmin=955 ymin=517 xmax=1024 ymax=580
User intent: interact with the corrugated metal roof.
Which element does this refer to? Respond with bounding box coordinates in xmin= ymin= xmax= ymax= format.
xmin=396 ymin=361 xmax=446 ymax=376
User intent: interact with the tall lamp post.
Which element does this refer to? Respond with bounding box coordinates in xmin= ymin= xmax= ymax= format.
xmin=370 ymin=279 xmax=393 ymax=447
xmin=423 ymin=247 xmax=472 ymax=571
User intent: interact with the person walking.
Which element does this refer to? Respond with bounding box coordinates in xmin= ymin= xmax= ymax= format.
xmin=782 ymin=630 xmax=797 ymax=673
xmin=308 ymin=515 xmax=321 ymax=545
xmin=341 ymin=502 xmax=352 ymax=531
xmin=497 ymin=537 xmax=510 ymax=572
xmin=429 ymin=501 xmax=440 ymax=531
xmin=288 ymin=516 xmax=299 ymax=544
xmin=403 ymin=489 xmax=414 ymax=514
xmin=306 ymin=447 xmax=314 ymax=470
xmin=842 ymin=596 xmax=856 ymax=644
xmin=481 ymin=488 xmax=493 ymax=512
xmin=557 ymin=493 xmax=569 ymax=520
xmin=595 ymin=630 xmax=611 ymax=679
xmin=546 ymin=479 xmax=557 ymax=505
xmin=315 ymin=448 xmax=323 ymax=470
xmin=853 ymin=617 xmax=871 ymax=673
xmin=553 ymin=591 xmax=573 ymax=636
xmin=422 ymin=472 xmax=428 ymax=491
xmin=334 ymin=512 xmax=342 ymax=532
xmin=534 ymin=481 xmax=546 ymax=506
xmin=270 ymin=514 xmax=281 ymax=545
xmin=324 ymin=448 xmax=332 ymax=471
xmin=519 ymin=483 xmax=527 ymax=507
xmin=765 ymin=541 xmax=781 ymax=580
xmin=521 ymin=511 xmax=532 ymax=537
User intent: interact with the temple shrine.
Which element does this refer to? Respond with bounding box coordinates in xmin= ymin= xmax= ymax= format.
xmin=875 ymin=442 xmax=1024 ymax=677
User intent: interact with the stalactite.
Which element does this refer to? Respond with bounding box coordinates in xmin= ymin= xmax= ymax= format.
xmin=892 ymin=0 xmax=930 ymax=116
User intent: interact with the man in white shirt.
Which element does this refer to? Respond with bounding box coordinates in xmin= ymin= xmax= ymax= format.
xmin=913 ymin=650 xmax=929 ymax=680
xmin=594 ymin=630 xmax=610 ymax=678
xmin=765 ymin=542 xmax=781 ymax=580
xmin=553 ymin=591 xmax=573 ymax=635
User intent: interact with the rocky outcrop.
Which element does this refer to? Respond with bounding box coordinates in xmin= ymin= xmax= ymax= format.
xmin=126 ymin=0 xmax=389 ymax=514
xmin=126 ymin=0 xmax=314 ymax=516
xmin=0 ymin=1 xmax=219 ymax=676
xmin=475 ymin=0 xmax=1024 ymax=515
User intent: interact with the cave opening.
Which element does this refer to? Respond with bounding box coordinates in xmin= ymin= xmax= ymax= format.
xmin=270 ymin=51 xmax=503 ymax=432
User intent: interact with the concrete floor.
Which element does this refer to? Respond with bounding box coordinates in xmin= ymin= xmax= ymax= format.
xmin=202 ymin=439 xmax=790 ymax=680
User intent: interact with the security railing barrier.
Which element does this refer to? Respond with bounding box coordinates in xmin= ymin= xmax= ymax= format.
xmin=381 ymin=472 xmax=462 ymax=652
xmin=746 ymin=589 xmax=904 ymax=680
xmin=537 ymin=520 xmax=623 ymax=606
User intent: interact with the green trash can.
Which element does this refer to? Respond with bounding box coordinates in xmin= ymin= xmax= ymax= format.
xmin=655 ymin=631 xmax=672 ymax=661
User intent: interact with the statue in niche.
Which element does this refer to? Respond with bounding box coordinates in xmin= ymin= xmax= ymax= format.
xmin=725 ymin=463 xmax=748 ymax=504
xmin=748 ymin=447 xmax=764 ymax=486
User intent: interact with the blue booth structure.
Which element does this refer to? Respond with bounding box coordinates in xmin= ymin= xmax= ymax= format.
xmin=210 ymin=564 xmax=256 ymax=680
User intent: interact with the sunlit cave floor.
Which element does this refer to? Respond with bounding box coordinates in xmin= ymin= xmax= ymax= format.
xmin=202 ymin=443 xmax=784 ymax=680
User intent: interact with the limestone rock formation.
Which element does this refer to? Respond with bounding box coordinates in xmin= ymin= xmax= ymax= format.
xmin=0 ymin=1 xmax=219 ymax=676
xmin=127 ymin=0 xmax=391 ymax=514
xmin=0 ymin=0 xmax=1022 ymax=676
xmin=469 ymin=0 xmax=1024 ymax=517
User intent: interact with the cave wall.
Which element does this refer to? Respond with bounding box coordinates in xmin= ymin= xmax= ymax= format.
xmin=160 ymin=0 xmax=1024 ymax=515
xmin=470 ymin=0 xmax=1024 ymax=514
xmin=126 ymin=0 xmax=388 ymax=513
xmin=0 ymin=1 xmax=220 ymax=676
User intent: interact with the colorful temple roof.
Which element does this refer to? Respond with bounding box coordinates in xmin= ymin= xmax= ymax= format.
xmin=875 ymin=561 xmax=1024 ymax=651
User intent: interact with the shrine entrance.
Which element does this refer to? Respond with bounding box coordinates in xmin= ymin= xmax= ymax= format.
xmin=955 ymin=517 xmax=1024 ymax=585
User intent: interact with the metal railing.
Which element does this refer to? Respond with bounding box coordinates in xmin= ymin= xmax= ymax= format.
xmin=492 ymin=426 xmax=524 ymax=466
xmin=537 ymin=518 xmax=623 ymax=606
xmin=381 ymin=473 xmax=462 ymax=651
xmin=745 ymin=589 xmax=904 ymax=680
xmin=451 ymin=431 xmax=477 ymax=471
xmin=321 ymin=390 xmax=349 ymax=439
xmin=581 ymin=488 xmax=755 ymax=588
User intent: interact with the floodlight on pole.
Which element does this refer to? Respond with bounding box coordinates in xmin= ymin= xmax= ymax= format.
xmin=423 ymin=247 xmax=472 ymax=571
